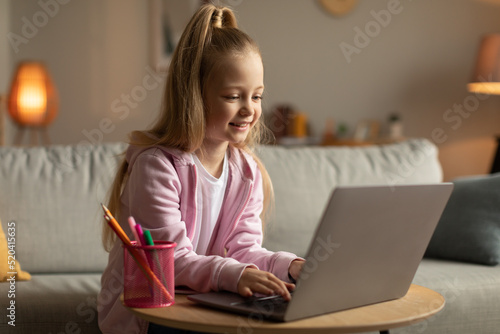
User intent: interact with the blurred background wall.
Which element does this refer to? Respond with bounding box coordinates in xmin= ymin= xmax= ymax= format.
xmin=2 ymin=0 xmax=500 ymax=180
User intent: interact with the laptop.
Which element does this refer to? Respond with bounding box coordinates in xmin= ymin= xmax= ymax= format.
xmin=187 ymin=183 xmax=453 ymax=322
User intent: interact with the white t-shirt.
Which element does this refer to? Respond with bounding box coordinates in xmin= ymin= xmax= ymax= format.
xmin=191 ymin=152 xmax=229 ymax=255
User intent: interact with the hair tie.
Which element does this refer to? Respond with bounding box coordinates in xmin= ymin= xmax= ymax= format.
xmin=211 ymin=12 xmax=223 ymax=28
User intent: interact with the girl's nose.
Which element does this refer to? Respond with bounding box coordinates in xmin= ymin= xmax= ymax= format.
xmin=239 ymin=100 xmax=254 ymax=116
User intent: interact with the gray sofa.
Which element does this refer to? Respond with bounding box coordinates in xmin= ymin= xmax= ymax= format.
xmin=0 ymin=139 xmax=499 ymax=334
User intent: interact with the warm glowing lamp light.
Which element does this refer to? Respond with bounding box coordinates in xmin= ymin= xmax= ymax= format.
xmin=468 ymin=33 xmax=500 ymax=173
xmin=467 ymin=33 xmax=500 ymax=95
xmin=7 ymin=62 xmax=58 ymax=145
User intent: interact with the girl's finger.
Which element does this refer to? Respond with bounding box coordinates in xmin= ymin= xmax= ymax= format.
xmin=239 ymin=286 xmax=253 ymax=297
xmin=252 ymin=282 xmax=275 ymax=295
xmin=260 ymin=279 xmax=291 ymax=301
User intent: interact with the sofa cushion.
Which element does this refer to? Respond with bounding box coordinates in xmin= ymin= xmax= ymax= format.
xmin=0 ymin=143 xmax=127 ymax=274
xmin=425 ymin=173 xmax=500 ymax=266
xmin=0 ymin=273 xmax=102 ymax=334
xmin=396 ymin=259 xmax=500 ymax=334
xmin=258 ymin=139 xmax=443 ymax=257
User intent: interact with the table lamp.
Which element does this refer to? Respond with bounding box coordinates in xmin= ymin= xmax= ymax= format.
xmin=7 ymin=61 xmax=58 ymax=146
xmin=467 ymin=33 xmax=500 ymax=173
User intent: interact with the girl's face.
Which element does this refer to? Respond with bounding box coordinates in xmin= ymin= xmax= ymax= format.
xmin=203 ymin=51 xmax=264 ymax=151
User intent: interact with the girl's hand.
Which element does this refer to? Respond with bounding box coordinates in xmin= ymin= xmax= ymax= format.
xmin=288 ymin=259 xmax=305 ymax=282
xmin=237 ymin=268 xmax=295 ymax=301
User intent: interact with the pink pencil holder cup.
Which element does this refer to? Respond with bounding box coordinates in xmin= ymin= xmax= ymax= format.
xmin=123 ymin=241 xmax=176 ymax=308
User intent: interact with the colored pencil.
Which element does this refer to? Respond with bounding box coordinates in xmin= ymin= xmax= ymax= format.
xmin=101 ymin=204 xmax=172 ymax=300
xmin=143 ymin=229 xmax=169 ymax=289
xmin=128 ymin=216 xmax=142 ymax=246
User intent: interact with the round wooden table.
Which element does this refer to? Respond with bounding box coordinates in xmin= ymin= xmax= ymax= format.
xmin=124 ymin=284 xmax=445 ymax=334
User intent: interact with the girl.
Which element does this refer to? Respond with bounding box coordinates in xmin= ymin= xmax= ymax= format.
xmin=98 ymin=4 xmax=304 ymax=334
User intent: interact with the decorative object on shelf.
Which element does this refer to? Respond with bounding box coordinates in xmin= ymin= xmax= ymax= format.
xmin=388 ymin=112 xmax=403 ymax=140
xmin=321 ymin=118 xmax=337 ymax=145
xmin=267 ymin=105 xmax=314 ymax=146
xmin=290 ymin=112 xmax=308 ymax=138
xmin=353 ymin=119 xmax=380 ymax=142
xmin=337 ymin=122 xmax=348 ymax=138
xmin=318 ymin=0 xmax=358 ymax=17
xmin=320 ymin=119 xmax=350 ymax=145
xmin=267 ymin=104 xmax=296 ymax=142
xmin=321 ymin=119 xmax=394 ymax=147
xmin=7 ymin=61 xmax=59 ymax=146
xmin=467 ymin=33 xmax=500 ymax=173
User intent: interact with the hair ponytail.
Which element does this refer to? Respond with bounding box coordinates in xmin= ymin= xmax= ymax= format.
xmin=210 ymin=7 xmax=237 ymax=29
xmin=144 ymin=5 xmax=239 ymax=151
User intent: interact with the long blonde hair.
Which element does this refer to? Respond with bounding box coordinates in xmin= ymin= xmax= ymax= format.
xmin=102 ymin=4 xmax=274 ymax=251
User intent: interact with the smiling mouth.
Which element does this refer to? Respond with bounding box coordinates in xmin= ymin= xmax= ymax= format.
xmin=229 ymin=122 xmax=249 ymax=128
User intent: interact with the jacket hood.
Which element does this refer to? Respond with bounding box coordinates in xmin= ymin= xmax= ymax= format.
xmin=125 ymin=142 xmax=191 ymax=174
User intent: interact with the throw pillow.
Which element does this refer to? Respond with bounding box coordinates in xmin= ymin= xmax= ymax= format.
xmin=425 ymin=173 xmax=500 ymax=266
xmin=0 ymin=220 xmax=31 ymax=282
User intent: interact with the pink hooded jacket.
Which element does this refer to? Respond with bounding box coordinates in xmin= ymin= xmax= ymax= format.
xmin=98 ymin=144 xmax=298 ymax=334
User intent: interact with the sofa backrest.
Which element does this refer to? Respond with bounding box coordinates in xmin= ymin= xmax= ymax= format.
xmin=0 ymin=143 xmax=127 ymax=274
xmin=0 ymin=139 xmax=441 ymax=273
xmin=258 ymin=139 xmax=443 ymax=256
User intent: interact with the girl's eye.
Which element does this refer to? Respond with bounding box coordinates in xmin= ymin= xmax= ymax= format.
xmin=225 ymin=96 xmax=239 ymax=101
xmin=253 ymin=95 xmax=263 ymax=101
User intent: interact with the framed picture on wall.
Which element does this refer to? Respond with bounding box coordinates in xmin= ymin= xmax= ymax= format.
xmin=149 ymin=0 xmax=203 ymax=73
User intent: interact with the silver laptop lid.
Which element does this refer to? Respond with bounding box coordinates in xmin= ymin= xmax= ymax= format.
xmin=284 ymin=183 xmax=453 ymax=321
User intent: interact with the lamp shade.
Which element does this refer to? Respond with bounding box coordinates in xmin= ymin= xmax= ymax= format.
xmin=468 ymin=34 xmax=500 ymax=95
xmin=7 ymin=62 xmax=58 ymax=126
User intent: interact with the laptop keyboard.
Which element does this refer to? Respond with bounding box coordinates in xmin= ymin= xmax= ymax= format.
xmin=232 ymin=294 xmax=290 ymax=314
